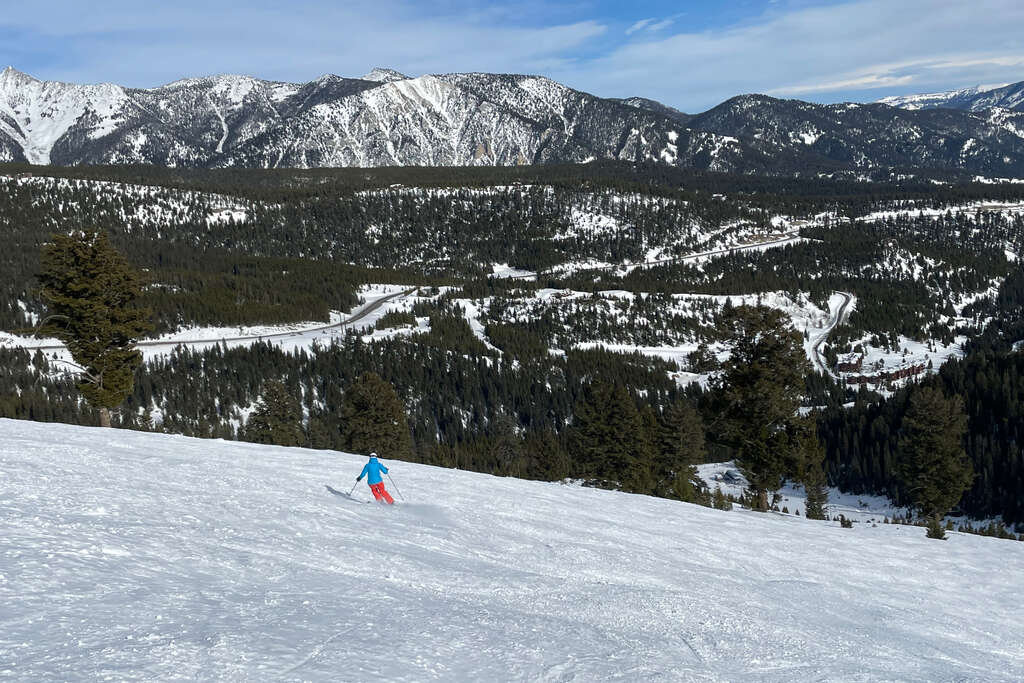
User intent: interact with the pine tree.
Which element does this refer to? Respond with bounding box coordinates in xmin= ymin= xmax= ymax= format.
xmin=569 ymin=381 xmax=653 ymax=493
xmin=789 ymin=415 xmax=829 ymax=520
xmin=244 ymin=380 xmax=304 ymax=446
xmin=896 ymin=386 xmax=972 ymax=538
xmin=38 ymin=229 xmax=152 ymax=427
xmin=490 ymin=413 xmax=524 ymax=476
xmin=713 ymin=305 xmax=811 ymax=510
xmin=803 ymin=464 xmax=829 ymax=520
xmin=522 ymin=430 xmax=570 ymax=481
xmin=712 ymin=486 xmax=731 ymax=511
xmin=655 ymin=398 xmax=706 ymax=502
xmin=340 ymin=372 xmax=413 ymax=461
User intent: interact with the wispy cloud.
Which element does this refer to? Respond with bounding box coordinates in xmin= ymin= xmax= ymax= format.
xmin=0 ymin=0 xmax=606 ymax=86
xmin=558 ymin=0 xmax=1024 ymax=110
xmin=768 ymin=53 xmax=1024 ymax=97
xmin=625 ymin=15 xmax=676 ymax=37
xmin=625 ymin=18 xmax=654 ymax=36
xmin=1 ymin=0 xmax=1022 ymax=113
xmin=645 ymin=18 xmax=676 ymax=33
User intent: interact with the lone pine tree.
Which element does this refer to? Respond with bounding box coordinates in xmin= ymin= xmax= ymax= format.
xmin=896 ymin=386 xmax=972 ymax=539
xmin=803 ymin=464 xmax=829 ymax=521
xmin=713 ymin=305 xmax=811 ymax=511
xmin=37 ymin=230 xmax=152 ymax=428
xmin=340 ymin=372 xmax=413 ymax=460
xmin=790 ymin=415 xmax=829 ymax=519
xmin=244 ymin=380 xmax=304 ymax=447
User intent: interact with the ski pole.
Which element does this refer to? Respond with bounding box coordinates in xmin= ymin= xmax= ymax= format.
xmin=348 ymin=480 xmax=359 ymax=496
xmin=387 ymin=473 xmax=405 ymax=501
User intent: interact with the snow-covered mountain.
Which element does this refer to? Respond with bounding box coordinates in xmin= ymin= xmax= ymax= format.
xmin=0 ymin=67 xmax=748 ymax=172
xmin=3 ymin=417 xmax=1023 ymax=680
xmin=684 ymin=93 xmax=1024 ymax=178
xmin=2 ymin=66 xmax=1024 ymax=177
xmin=878 ymin=80 xmax=1024 ymax=112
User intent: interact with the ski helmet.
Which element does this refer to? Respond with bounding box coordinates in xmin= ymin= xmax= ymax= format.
xmin=369 ymin=451 xmax=378 ymax=458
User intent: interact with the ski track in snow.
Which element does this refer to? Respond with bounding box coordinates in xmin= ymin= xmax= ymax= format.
xmin=2 ymin=419 xmax=1023 ymax=681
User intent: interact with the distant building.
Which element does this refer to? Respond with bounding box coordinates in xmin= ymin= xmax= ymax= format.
xmin=837 ymin=353 xmax=863 ymax=373
xmin=845 ymin=361 xmax=926 ymax=386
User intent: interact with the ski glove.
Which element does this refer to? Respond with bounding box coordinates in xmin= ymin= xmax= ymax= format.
xmin=356 ymin=476 xmax=362 ymax=482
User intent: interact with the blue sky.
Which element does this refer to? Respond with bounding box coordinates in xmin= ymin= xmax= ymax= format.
xmin=3 ymin=0 xmax=1023 ymax=112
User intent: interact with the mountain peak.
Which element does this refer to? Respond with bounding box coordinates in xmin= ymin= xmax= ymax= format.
xmin=362 ymin=67 xmax=409 ymax=83
xmin=0 ymin=66 xmax=38 ymax=84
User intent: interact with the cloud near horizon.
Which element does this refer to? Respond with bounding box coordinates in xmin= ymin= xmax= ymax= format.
xmin=559 ymin=0 xmax=1024 ymax=110
xmin=1 ymin=0 xmax=1022 ymax=112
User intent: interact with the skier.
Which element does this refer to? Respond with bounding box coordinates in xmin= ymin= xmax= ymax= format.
xmin=356 ymin=452 xmax=394 ymax=504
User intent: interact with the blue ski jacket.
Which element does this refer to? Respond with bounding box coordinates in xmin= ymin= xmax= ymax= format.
xmin=358 ymin=457 xmax=389 ymax=485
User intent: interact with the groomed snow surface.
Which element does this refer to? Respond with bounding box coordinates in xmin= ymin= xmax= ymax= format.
xmin=2 ymin=419 xmax=1023 ymax=682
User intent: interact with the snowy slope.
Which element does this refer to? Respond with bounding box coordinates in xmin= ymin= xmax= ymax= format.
xmin=2 ymin=419 xmax=1023 ymax=681
xmin=879 ymin=81 xmax=1024 ymax=112
xmin=0 ymin=67 xmax=749 ymax=172
xmin=0 ymin=67 xmax=134 ymax=164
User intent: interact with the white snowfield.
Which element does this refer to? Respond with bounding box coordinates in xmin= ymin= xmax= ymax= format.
xmin=2 ymin=419 xmax=1023 ymax=682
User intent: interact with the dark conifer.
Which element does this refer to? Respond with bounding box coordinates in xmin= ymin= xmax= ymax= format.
xmin=570 ymin=381 xmax=653 ymax=493
xmin=713 ymin=305 xmax=810 ymax=510
xmin=803 ymin=465 xmax=829 ymax=521
xmin=244 ymin=380 xmax=304 ymax=447
xmin=656 ymin=398 xmax=706 ymax=502
xmin=340 ymin=372 xmax=413 ymax=461
xmin=896 ymin=386 xmax=972 ymax=538
xmin=37 ymin=229 xmax=152 ymax=427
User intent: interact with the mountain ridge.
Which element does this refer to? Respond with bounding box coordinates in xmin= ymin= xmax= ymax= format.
xmin=878 ymin=81 xmax=1024 ymax=112
xmin=1 ymin=67 xmax=1023 ymax=178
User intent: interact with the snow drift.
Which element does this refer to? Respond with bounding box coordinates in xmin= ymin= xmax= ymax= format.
xmin=1 ymin=418 xmax=1022 ymax=681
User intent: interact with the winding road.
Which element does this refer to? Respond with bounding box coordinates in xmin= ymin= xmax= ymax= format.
xmin=631 ymin=230 xmax=802 ymax=272
xmin=507 ymin=230 xmax=802 ymax=280
xmin=22 ymin=287 xmax=417 ymax=353
xmin=810 ymin=292 xmax=854 ymax=377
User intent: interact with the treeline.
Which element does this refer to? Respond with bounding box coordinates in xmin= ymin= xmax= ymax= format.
xmin=4 ymin=168 xmax=1021 ymax=345
xmin=7 ymin=160 xmax=1024 ymax=208
xmin=0 ymin=348 xmax=94 ymax=423
xmin=6 ymin=331 xmax=702 ymax=492
xmin=0 ymin=178 xmax=444 ymax=331
xmin=559 ymin=212 xmax=1018 ymax=349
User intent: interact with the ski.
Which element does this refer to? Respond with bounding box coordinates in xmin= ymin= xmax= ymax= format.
xmin=325 ymin=484 xmax=369 ymax=502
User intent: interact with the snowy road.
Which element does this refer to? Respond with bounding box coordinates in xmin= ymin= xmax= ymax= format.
xmin=631 ymin=230 xmax=803 ymax=271
xmin=2 ymin=419 xmax=1023 ymax=681
xmin=20 ymin=286 xmax=416 ymax=354
xmin=504 ymin=231 xmax=803 ymax=280
xmin=809 ymin=292 xmax=854 ymax=376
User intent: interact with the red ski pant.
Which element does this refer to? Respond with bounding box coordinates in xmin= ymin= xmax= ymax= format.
xmin=369 ymin=482 xmax=394 ymax=504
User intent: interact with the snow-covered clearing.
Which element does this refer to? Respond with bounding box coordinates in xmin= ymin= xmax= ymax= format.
xmin=513 ymin=289 xmax=849 ymax=384
xmin=2 ymin=419 xmax=1022 ymax=681
xmin=698 ymin=461 xmax=1017 ymax=532
xmin=856 ymin=200 xmax=1024 ymax=223
xmin=697 ymin=462 xmax=911 ymax=523
xmin=489 ymin=230 xmax=806 ymax=282
xmin=0 ymin=174 xmax=254 ymax=227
